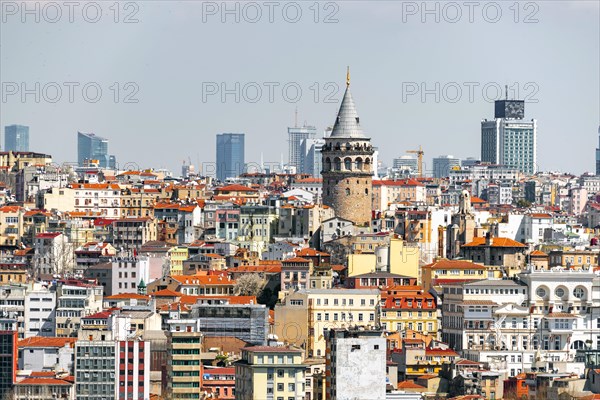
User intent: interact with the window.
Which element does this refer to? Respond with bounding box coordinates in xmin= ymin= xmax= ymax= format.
xmin=277 ymin=383 xmax=284 ymax=391
xmin=574 ymin=287 xmax=585 ymax=299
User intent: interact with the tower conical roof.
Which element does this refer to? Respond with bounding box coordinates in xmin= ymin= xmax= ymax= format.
xmin=329 ymin=76 xmax=366 ymax=139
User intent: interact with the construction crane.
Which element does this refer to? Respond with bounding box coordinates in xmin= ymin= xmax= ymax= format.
xmin=406 ymin=145 xmax=425 ymax=177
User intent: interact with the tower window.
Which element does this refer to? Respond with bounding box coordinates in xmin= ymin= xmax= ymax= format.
xmin=365 ymin=188 xmax=369 ymax=195
xmin=346 ymin=188 xmax=350 ymax=196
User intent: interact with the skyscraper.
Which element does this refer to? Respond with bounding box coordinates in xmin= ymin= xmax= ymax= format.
xmin=322 ymin=70 xmax=374 ymax=226
xmin=432 ymin=155 xmax=461 ymax=178
xmin=300 ymin=137 xmax=325 ymax=177
xmin=216 ymin=133 xmax=245 ymax=182
xmin=77 ymin=132 xmax=115 ymax=168
xmin=288 ymin=125 xmax=317 ymax=173
xmin=4 ymin=125 xmax=29 ymax=152
xmin=481 ymin=100 xmax=537 ymax=174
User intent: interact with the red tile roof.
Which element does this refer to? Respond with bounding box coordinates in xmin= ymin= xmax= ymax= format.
xmin=150 ymin=289 xmax=183 ymax=297
xmin=422 ymin=259 xmax=486 ymax=270
xmin=397 ymin=381 xmax=426 ymax=389
xmin=35 ymin=232 xmax=62 ymax=239
xmin=282 ymin=257 xmax=311 ymax=263
xmin=19 ymin=337 xmax=76 ymax=348
xmin=461 ymin=237 xmax=526 ymax=248
xmin=171 ymin=274 xmax=235 ymax=285
xmin=16 ymin=377 xmax=74 ymax=386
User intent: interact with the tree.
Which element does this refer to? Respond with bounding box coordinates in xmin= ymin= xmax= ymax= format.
xmin=516 ymin=199 xmax=532 ymax=208
xmin=233 ymin=273 xmax=264 ymax=297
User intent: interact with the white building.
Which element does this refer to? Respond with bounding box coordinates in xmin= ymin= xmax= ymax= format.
xmin=18 ymin=336 xmax=74 ymax=373
xmin=34 ymin=232 xmax=75 ymax=277
xmin=24 ymin=282 xmax=56 ymax=337
xmin=110 ymin=256 xmax=150 ymax=295
xmin=443 ymin=267 xmax=597 ymax=378
xmin=326 ymin=328 xmax=387 ymax=400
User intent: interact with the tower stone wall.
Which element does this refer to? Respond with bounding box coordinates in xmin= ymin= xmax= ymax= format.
xmin=321 ymin=76 xmax=374 ymax=227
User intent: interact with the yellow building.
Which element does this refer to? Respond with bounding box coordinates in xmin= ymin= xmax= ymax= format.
xmin=0 ymin=206 xmax=24 ymax=246
xmin=166 ymin=330 xmax=203 ymax=400
xmin=274 ymin=288 xmax=380 ymax=357
xmin=168 ymin=246 xmax=189 ymax=275
xmin=380 ymin=286 xmax=438 ymax=336
xmin=235 ymin=346 xmax=305 ymax=400
xmin=348 ymin=236 xmax=420 ymax=279
xmin=420 ymin=258 xmax=491 ymax=291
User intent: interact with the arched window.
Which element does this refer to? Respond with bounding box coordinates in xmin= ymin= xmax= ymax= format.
xmin=345 ymin=188 xmax=350 ymax=196
xmin=324 ymin=158 xmax=331 ymax=171
xmin=334 ymin=158 xmax=341 ymax=171
xmin=365 ymin=188 xmax=369 ymax=195
xmin=355 ymin=157 xmax=363 ymax=171
xmin=344 ymin=158 xmax=352 ymax=171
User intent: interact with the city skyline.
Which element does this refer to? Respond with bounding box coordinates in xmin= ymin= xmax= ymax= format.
xmin=1 ymin=1 xmax=598 ymax=175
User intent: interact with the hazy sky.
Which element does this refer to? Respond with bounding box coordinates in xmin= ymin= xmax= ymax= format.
xmin=1 ymin=1 xmax=599 ymax=176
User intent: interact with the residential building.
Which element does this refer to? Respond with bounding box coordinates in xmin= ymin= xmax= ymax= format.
xmin=4 ymin=125 xmax=29 ymax=152
xmin=216 ymin=133 xmax=245 ymax=182
xmin=371 ymin=179 xmax=427 ymax=211
xmin=274 ymin=288 xmax=380 ymax=357
xmin=24 ymin=283 xmax=56 ymax=337
xmin=325 ymin=328 xmax=386 ymax=400
xmin=421 ymin=259 xmax=490 ymax=292
xmin=201 ymin=367 xmax=235 ymax=399
xmin=0 ymin=285 xmax=26 ymax=338
xmin=191 ymin=302 xmax=269 ymax=345
xmin=380 ymin=286 xmax=438 ymax=334
xmin=33 ymin=232 xmax=75 ymax=278
xmin=111 ymin=217 xmax=157 ymax=250
xmin=76 ymin=310 xmax=151 ymax=400
xmin=110 ymin=256 xmax=151 ymax=295
xmin=17 ymin=337 xmax=75 ymax=373
xmin=0 ymin=206 xmax=24 ymax=247
xmin=460 ymin=234 xmax=527 ymax=276
xmin=55 ymin=280 xmax=103 ymax=337
xmin=13 ymin=372 xmax=75 ymax=400
xmin=165 ymin=315 xmax=204 ymax=400
xmin=235 ymin=346 xmax=305 ymax=400
xmin=393 ymin=339 xmax=459 ymax=381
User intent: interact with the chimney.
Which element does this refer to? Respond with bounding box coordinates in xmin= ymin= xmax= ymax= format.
xmin=485 ymin=231 xmax=493 ymax=246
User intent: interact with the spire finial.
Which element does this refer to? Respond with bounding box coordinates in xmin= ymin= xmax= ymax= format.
xmin=346 ymin=66 xmax=350 ymax=87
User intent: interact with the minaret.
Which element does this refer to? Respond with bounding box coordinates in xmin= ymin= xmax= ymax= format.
xmin=321 ymin=68 xmax=374 ymax=226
